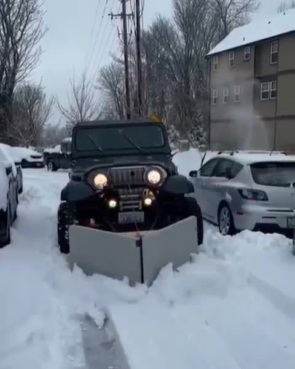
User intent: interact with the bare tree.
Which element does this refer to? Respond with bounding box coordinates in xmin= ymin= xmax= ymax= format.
xmin=212 ymin=0 xmax=260 ymax=40
xmin=0 ymin=0 xmax=46 ymax=143
xmin=277 ymin=0 xmax=295 ymax=12
xmin=98 ymin=62 xmax=126 ymax=119
xmin=58 ymin=70 xmax=101 ymax=126
xmin=40 ymin=120 xmax=69 ymax=147
xmin=11 ymin=82 xmax=53 ymax=146
xmin=98 ymin=0 xmax=259 ymax=147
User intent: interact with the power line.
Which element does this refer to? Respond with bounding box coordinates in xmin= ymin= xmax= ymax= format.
xmin=109 ymin=0 xmax=134 ymax=119
xmin=91 ymin=25 xmax=119 ymax=81
xmin=86 ymin=0 xmax=111 ymax=69
xmin=135 ymin=0 xmax=143 ymax=116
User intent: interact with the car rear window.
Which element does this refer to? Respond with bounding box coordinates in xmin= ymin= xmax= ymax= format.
xmin=250 ymin=161 xmax=295 ymax=187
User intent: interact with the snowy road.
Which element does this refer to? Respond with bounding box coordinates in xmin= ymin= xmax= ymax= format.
xmin=1 ymin=168 xmax=295 ymax=369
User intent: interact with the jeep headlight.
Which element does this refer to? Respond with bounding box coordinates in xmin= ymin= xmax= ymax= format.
xmin=93 ymin=173 xmax=108 ymax=189
xmin=145 ymin=166 xmax=167 ymax=186
xmin=147 ymin=169 xmax=161 ymax=184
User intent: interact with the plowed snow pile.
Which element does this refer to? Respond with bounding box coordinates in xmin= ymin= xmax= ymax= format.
xmin=0 ymin=156 xmax=295 ymax=369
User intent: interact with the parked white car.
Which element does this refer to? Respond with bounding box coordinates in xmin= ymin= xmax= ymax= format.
xmin=0 ymin=143 xmax=23 ymax=194
xmin=11 ymin=147 xmax=44 ymax=168
xmin=189 ymin=151 xmax=295 ymax=236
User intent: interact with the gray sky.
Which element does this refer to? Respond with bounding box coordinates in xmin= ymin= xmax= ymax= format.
xmin=30 ymin=0 xmax=284 ymax=124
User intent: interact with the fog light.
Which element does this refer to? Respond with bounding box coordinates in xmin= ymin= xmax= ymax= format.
xmin=143 ymin=197 xmax=153 ymax=206
xmin=108 ymin=199 xmax=117 ymax=208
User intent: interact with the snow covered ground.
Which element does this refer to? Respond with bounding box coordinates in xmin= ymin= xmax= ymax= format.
xmin=1 ymin=152 xmax=295 ymax=369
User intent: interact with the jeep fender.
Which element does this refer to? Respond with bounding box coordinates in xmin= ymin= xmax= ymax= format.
xmin=162 ymin=174 xmax=194 ymax=194
xmin=61 ymin=181 xmax=95 ymax=202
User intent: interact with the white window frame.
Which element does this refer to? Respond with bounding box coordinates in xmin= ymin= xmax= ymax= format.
xmin=213 ymin=56 xmax=218 ymax=71
xmin=244 ymin=46 xmax=251 ymax=61
xmin=229 ymin=51 xmax=235 ymax=67
xmin=212 ymin=89 xmax=218 ymax=105
xmin=234 ymin=85 xmax=240 ymax=102
xmin=260 ymin=82 xmax=270 ymax=100
xmin=223 ymin=87 xmax=229 ymax=104
xmin=270 ymin=41 xmax=278 ymax=64
xmin=270 ymin=81 xmax=277 ymax=99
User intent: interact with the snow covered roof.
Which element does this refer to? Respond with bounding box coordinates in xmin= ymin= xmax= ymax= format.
xmin=207 ymin=9 xmax=295 ymax=56
xmin=216 ymin=152 xmax=295 ymax=165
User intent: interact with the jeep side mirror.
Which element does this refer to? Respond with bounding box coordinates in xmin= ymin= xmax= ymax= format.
xmin=189 ymin=170 xmax=198 ymax=178
xmin=178 ymin=139 xmax=190 ymax=152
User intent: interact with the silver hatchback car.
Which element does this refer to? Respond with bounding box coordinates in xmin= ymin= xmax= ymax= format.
xmin=189 ymin=152 xmax=295 ymax=236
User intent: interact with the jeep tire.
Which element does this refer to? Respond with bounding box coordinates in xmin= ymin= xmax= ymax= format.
xmin=57 ymin=202 xmax=74 ymax=254
xmin=182 ymin=196 xmax=204 ymax=246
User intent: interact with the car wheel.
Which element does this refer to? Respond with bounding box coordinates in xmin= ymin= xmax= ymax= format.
xmin=218 ymin=203 xmax=236 ymax=236
xmin=47 ymin=161 xmax=53 ymax=171
xmin=0 ymin=207 xmax=11 ymax=248
xmin=47 ymin=160 xmax=57 ymax=172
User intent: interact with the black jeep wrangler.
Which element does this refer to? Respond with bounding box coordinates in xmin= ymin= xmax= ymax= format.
xmin=57 ymin=120 xmax=203 ymax=253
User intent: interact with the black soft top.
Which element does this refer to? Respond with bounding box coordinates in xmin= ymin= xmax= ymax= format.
xmin=74 ymin=119 xmax=162 ymax=128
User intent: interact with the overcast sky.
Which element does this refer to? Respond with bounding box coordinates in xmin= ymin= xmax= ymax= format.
xmin=30 ymin=0 xmax=285 ymax=124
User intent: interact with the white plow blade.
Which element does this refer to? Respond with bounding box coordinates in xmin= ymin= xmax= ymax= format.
xmin=68 ymin=216 xmax=198 ymax=286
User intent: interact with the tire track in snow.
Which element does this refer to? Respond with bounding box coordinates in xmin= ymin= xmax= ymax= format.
xmin=16 ymin=169 xmax=131 ymax=369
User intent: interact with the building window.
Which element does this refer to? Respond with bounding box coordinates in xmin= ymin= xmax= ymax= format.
xmin=244 ymin=46 xmax=251 ymax=61
xmin=223 ymin=87 xmax=229 ymax=103
xmin=270 ymin=41 xmax=278 ymax=64
xmin=270 ymin=81 xmax=277 ymax=99
xmin=261 ymin=81 xmax=277 ymax=100
xmin=212 ymin=89 xmax=218 ymax=105
xmin=213 ymin=56 xmax=218 ymax=71
xmin=229 ymin=51 xmax=235 ymax=67
xmin=234 ymin=85 xmax=240 ymax=102
xmin=261 ymin=82 xmax=270 ymax=100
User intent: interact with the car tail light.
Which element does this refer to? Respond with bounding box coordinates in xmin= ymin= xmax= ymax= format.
xmin=238 ymin=188 xmax=268 ymax=201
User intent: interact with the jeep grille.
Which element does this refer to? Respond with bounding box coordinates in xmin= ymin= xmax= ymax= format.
xmin=109 ymin=166 xmax=145 ymax=186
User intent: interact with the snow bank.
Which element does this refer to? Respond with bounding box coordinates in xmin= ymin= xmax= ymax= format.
xmin=108 ymin=230 xmax=295 ymax=369
xmin=1 ymin=158 xmax=295 ymax=369
xmin=12 ymin=147 xmax=42 ymax=161
xmin=173 ymin=148 xmax=203 ymax=176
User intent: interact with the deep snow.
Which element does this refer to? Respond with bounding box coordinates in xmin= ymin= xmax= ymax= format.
xmin=1 ymin=152 xmax=295 ymax=369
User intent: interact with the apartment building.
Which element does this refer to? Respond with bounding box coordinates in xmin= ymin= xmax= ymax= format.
xmin=206 ymin=9 xmax=295 ymax=152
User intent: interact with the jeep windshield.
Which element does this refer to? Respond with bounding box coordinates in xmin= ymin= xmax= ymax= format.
xmin=74 ymin=125 xmax=166 ymax=153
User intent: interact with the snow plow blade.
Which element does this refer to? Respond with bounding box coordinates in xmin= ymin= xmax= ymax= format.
xmin=68 ymin=216 xmax=198 ymax=286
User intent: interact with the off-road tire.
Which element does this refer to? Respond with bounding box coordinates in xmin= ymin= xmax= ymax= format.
xmin=183 ymin=196 xmax=204 ymax=245
xmin=57 ymin=202 xmax=74 ymax=254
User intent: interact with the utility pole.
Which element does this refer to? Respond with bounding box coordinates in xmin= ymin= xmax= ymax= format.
xmin=109 ymin=1 xmax=132 ymax=119
xmin=135 ymin=0 xmax=143 ymax=117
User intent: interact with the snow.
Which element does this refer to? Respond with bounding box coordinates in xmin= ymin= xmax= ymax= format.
xmin=43 ymin=144 xmax=61 ymax=154
xmin=0 ymin=143 xmax=17 ymax=177
xmin=1 ymin=150 xmax=295 ymax=369
xmin=216 ymin=152 xmax=295 ymax=164
xmin=208 ymin=8 xmax=295 ymax=56
xmin=11 ymin=147 xmax=43 ymax=162
xmin=0 ymin=161 xmax=8 ymax=210
xmin=173 ymin=148 xmax=295 ymax=174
